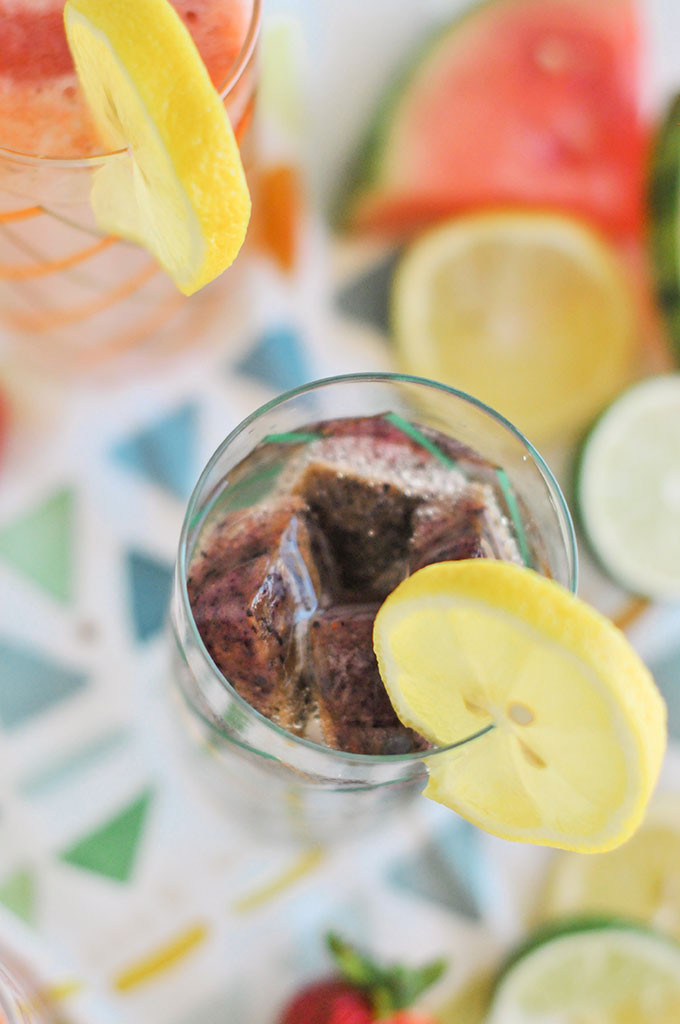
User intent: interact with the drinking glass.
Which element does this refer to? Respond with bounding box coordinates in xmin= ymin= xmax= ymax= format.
xmin=170 ymin=374 xmax=578 ymax=842
xmin=0 ymin=958 xmax=53 ymax=1024
xmin=0 ymin=0 xmax=260 ymax=371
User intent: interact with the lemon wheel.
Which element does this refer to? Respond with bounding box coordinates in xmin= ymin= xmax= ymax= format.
xmin=391 ymin=212 xmax=637 ymax=444
xmin=373 ymin=560 xmax=666 ymax=852
xmin=64 ymin=0 xmax=250 ymax=295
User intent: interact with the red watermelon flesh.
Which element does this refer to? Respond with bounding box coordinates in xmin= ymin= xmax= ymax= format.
xmin=344 ymin=0 xmax=647 ymax=240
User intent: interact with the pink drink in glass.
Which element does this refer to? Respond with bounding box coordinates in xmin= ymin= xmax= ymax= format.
xmin=0 ymin=0 xmax=259 ymax=369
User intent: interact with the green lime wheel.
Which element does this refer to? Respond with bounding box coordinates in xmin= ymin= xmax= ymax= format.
xmin=488 ymin=920 xmax=680 ymax=1023
xmin=577 ymin=375 xmax=680 ymax=600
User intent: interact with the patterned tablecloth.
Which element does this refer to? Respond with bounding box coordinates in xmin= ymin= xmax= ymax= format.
xmin=1 ymin=3 xmax=680 ymax=1023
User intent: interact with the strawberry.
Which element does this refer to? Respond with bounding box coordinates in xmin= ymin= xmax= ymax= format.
xmin=279 ymin=980 xmax=371 ymax=1024
xmin=277 ymin=934 xmax=445 ymax=1024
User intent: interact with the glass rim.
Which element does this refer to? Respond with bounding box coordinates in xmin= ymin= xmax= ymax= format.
xmin=0 ymin=0 xmax=261 ymax=167
xmin=177 ymin=371 xmax=579 ymax=766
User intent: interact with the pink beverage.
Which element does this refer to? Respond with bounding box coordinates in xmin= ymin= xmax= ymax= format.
xmin=0 ymin=956 xmax=52 ymax=1024
xmin=0 ymin=0 xmax=259 ymax=367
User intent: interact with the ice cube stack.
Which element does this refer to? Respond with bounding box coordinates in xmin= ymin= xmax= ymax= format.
xmin=188 ymin=416 xmax=522 ymax=755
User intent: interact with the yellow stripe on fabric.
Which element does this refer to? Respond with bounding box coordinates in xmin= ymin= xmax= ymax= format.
xmin=613 ymin=597 xmax=650 ymax=632
xmin=113 ymin=923 xmax=209 ymax=992
xmin=232 ymin=847 xmax=324 ymax=914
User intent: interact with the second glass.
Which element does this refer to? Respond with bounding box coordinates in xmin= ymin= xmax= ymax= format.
xmin=0 ymin=0 xmax=260 ymax=371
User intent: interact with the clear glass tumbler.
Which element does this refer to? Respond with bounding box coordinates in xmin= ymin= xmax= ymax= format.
xmin=170 ymin=374 xmax=578 ymax=843
xmin=0 ymin=958 xmax=53 ymax=1024
xmin=0 ymin=0 xmax=260 ymax=371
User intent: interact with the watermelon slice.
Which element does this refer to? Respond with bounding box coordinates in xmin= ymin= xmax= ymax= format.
xmin=340 ymin=0 xmax=647 ymax=240
xmin=649 ymin=93 xmax=680 ymax=365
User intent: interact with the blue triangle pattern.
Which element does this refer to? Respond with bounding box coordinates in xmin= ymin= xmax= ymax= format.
xmin=0 ymin=640 xmax=88 ymax=729
xmin=650 ymin=645 xmax=680 ymax=741
xmin=335 ymin=250 xmax=401 ymax=335
xmin=235 ymin=326 xmax=311 ymax=392
xmin=112 ymin=404 xmax=198 ymax=499
xmin=386 ymin=819 xmax=483 ymax=920
xmin=127 ymin=551 xmax=174 ymax=642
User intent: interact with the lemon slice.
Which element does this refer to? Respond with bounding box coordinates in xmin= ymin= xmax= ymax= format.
xmin=64 ymin=0 xmax=250 ymax=295
xmin=488 ymin=921 xmax=680 ymax=1024
xmin=537 ymin=792 xmax=680 ymax=940
xmin=390 ymin=212 xmax=637 ymax=444
xmin=373 ymin=560 xmax=666 ymax=852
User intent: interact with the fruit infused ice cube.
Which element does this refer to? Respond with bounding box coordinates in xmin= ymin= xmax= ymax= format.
xmin=187 ymin=414 xmax=527 ymax=755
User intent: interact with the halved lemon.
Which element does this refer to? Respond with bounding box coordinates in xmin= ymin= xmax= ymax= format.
xmin=537 ymin=792 xmax=680 ymax=940
xmin=373 ymin=560 xmax=666 ymax=852
xmin=64 ymin=0 xmax=250 ymax=295
xmin=391 ymin=212 xmax=637 ymax=445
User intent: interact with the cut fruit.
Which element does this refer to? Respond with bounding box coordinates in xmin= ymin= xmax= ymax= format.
xmin=391 ymin=211 xmax=637 ymax=445
xmin=372 ymin=560 xmax=667 ymax=852
xmin=537 ymin=792 xmax=680 ymax=942
xmin=576 ymin=374 xmax=680 ymax=599
xmin=649 ymin=93 xmax=680 ymax=365
xmin=487 ymin=920 xmax=680 ymax=1023
xmin=341 ymin=0 xmax=646 ymax=240
xmin=63 ymin=0 xmax=250 ymax=295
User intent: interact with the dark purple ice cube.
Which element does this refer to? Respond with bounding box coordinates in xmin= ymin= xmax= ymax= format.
xmin=408 ymin=491 xmax=488 ymax=574
xmin=294 ymin=462 xmax=417 ymax=597
xmin=188 ymin=497 xmax=334 ymax=730
xmin=308 ymin=604 xmax=429 ymax=755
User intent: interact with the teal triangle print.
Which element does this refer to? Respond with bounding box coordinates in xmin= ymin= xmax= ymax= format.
xmin=60 ymin=790 xmax=153 ymax=883
xmin=112 ymin=404 xmax=198 ymax=499
xmin=651 ymin=645 xmax=680 ymax=741
xmin=386 ymin=821 xmax=483 ymax=920
xmin=0 ymin=868 xmax=36 ymax=923
xmin=335 ymin=251 xmax=401 ymax=334
xmin=127 ymin=551 xmax=173 ymax=642
xmin=0 ymin=488 xmax=75 ymax=602
xmin=235 ymin=326 xmax=310 ymax=392
xmin=0 ymin=641 xmax=87 ymax=729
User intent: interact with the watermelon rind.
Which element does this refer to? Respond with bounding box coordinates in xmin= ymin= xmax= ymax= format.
xmin=337 ymin=0 xmax=643 ymax=239
xmin=334 ymin=3 xmax=485 ymax=229
xmin=649 ymin=93 xmax=680 ymax=366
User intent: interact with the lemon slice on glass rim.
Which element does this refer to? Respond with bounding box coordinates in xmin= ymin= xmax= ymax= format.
xmin=373 ymin=560 xmax=667 ymax=853
xmin=64 ymin=0 xmax=251 ymax=295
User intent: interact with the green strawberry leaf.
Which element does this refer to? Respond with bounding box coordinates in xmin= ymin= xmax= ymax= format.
xmin=326 ymin=932 xmax=446 ymax=1016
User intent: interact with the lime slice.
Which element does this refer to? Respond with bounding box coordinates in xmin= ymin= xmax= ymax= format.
xmin=537 ymin=793 xmax=680 ymax=941
xmin=577 ymin=374 xmax=680 ymax=600
xmin=64 ymin=0 xmax=250 ymax=295
xmin=488 ymin=921 xmax=680 ymax=1023
xmin=372 ymin=560 xmax=666 ymax=852
xmin=390 ymin=212 xmax=637 ymax=444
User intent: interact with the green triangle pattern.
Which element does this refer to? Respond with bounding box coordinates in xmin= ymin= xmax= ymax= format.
xmin=59 ymin=790 xmax=153 ymax=883
xmin=0 ymin=489 xmax=75 ymax=602
xmin=0 ymin=868 xmax=36 ymax=923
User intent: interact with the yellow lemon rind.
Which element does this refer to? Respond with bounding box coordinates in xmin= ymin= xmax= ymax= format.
xmin=373 ymin=560 xmax=667 ymax=853
xmin=64 ymin=0 xmax=250 ymax=295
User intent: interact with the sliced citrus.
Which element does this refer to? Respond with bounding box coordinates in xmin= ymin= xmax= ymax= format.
xmin=488 ymin=920 xmax=680 ymax=1023
xmin=537 ymin=792 xmax=680 ymax=940
xmin=63 ymin=0 xmax=250 ymax=295
xmin=372 ymin=560 xmax=666 ymax=852
xmin=390 ymin=212 xmax=637 ymax=444
xmin=576 ymin=375 xmax=680 ymax=600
